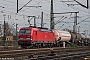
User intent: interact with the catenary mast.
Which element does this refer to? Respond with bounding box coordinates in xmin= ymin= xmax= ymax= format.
xmin=50 ymin=0 xmax=54 ymax=30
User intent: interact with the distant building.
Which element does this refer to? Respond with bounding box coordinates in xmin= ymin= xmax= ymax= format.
xmin=6 ymin=36 xmax=13 ymax=41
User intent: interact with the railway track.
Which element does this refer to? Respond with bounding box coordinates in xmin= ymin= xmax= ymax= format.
xmin=0 ymin=46 xmax=90 ymax=58
xmin=0 ymin=46 xmax=20 ymax=51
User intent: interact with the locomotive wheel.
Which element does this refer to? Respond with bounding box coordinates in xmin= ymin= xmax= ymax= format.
xmin=41 ymin=43 xmax=44 ymax=48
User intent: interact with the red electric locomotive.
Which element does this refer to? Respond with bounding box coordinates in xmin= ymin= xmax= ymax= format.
xmin=18 ymin=26 xmax=56 ymax=48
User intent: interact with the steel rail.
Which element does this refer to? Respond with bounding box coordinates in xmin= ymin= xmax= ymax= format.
xmin=0 ymin=46 xmax=90 ymax=58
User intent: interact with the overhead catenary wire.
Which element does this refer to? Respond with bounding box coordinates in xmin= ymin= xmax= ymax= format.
xmin=54 ymin=17 xmax=67 ymax=25
xmin=0 ymin=0 xmax=41 ymax=16
xmin=0 ymin=8 xmax=41 ymax=19
xmin=18 ymin=0 xmax=32 ymax=12
xmin=74 ymin=0 xmax=88 ymax=9
xmin=77 ymin=16 xmax=90 ymax=25
xmin=0 ymin=0 xmax=50 ymax=20
xmin=0 ymin=0 xmax=80 ymax=16
xmin=1 ymin=0 xmax=89 ymax=16
xmin=0 ymin=0 xmax=88 ymax=24
xmin=0 ymin=0 xmax=89 ymax=26
xmin=44 ymin=2 xmax=88 ymax=27
xmin=54 ymin=0 xmax=90 ymax=15
xmin=21 ymin=0 xmax=43 ymax=11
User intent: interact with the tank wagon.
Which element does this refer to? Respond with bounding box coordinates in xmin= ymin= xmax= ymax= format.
xmin=18 ymin=26 xmax=89 ymax=48
xmin=80 ymin=34 xmax=90 ymax=46
xmin=52 ymin=30 xmax=82 ymax=46
xmin=52 ymin=30 xmax=71 ymax=42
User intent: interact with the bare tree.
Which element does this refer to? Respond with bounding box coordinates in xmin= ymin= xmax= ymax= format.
xmin=2 ymin=22 xmax=16 ymax=36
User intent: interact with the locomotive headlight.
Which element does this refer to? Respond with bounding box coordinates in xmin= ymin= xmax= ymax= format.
xmin=26 ymin=38 xmax=32 ymax=40
xmin=26 ymin=38 xmax=31 ymax=40
xmin=19 ymin=38 xmax=24 ymax=40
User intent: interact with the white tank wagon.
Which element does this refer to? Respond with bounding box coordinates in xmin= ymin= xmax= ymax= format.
xmin=52 ymin=30 xmax=71 ymax=41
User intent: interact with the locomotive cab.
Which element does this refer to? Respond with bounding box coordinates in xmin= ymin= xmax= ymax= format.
xmin=18 ymin=27 xmax=32 ymax=46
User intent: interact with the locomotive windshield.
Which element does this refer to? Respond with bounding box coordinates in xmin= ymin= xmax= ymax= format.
xmin=20 ymin=29 xmax=31 ymax=34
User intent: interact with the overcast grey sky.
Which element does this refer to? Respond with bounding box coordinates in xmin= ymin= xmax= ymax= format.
xmin=0 ymin=0 xmax=90 ymax=37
